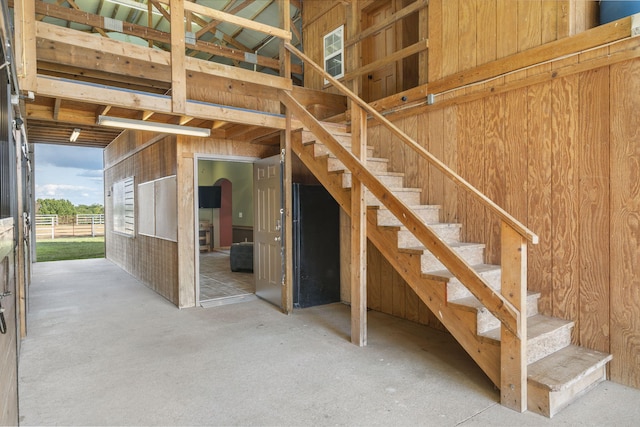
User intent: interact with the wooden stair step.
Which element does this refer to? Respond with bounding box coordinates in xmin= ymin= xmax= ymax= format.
xmin=365 ymin=187 xmax=421 ymax=206
xmin=306 ymin=140 xmax=375 ymax=158
xmin=397 ymin=223 xmax=462 ymax=247
xmin=449 ymin=291 xmax=541 ymax=334
xmin=528 ymin=345 xmax=613 ymax=417
xmin=339 ymin=171 xmax=404 ymax=188
xmin=326 ymin=155 xmax=389 ymax=173
xmin=400 ymin=242 xmax=486 ymax=274
xmin=373 ymin=204 xmax=441 ymax=226
xmin=481 ymin=314 xmax=574 ymax=364
xmin=423 ymin=263 xmax=501 ymax=301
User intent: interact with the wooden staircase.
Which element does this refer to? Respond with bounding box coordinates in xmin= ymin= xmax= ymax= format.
xmin=290 ymin=122 xmax=612 ymax=418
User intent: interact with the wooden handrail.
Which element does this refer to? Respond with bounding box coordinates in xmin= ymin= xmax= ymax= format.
xmin=285 ymin=42 xmax=538 ymax=245
xmin=280 ymin=90 xmax=520 ymax=338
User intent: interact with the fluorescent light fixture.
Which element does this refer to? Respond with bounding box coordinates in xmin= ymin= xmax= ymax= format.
xmin=70 ymin=128 xmax=81 ymax=142
xmin=97 ymin=115 xmax=211 ymax=137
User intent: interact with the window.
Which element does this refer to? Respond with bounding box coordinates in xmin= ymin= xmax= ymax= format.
xmin=113 ymin=176 xmax=134 ymax=236
xmin=323 ymin=25 xmax=344 ymax=84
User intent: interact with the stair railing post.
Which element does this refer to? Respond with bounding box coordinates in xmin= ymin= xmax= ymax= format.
xmin=350 ymin=102 xmax=367 ymax=346
xmin=500 ymin=221 xmax=528 ymax=412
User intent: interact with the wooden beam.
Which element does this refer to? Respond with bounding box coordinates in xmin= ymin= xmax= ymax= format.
xmin=14 ymin=0 xmax=37 ymax=91
xmin=32 ymin=1 xmax=301 ymax=74
xmin=350 ymin=103 xmax=367 ymax=347
xmin=158 ymin=0 xmax=291 ymax=41
xmin=345 ymin=0 xmax=427 ymax=48
xmin=36 ymin=75 xmax=287 ymax=129
xmin=343 ymin=39 xmax=428 ymax=82
xmin=170 ymin=0 xmax=186 ymax=114
xmin=52 ymin=98 xmax=61 ymax=120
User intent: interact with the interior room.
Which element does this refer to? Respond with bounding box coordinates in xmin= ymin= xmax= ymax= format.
xmin=197 ymin=159 xmax=255 ymax=304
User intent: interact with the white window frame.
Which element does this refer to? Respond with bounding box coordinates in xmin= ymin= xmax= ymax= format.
xmin=323 ymin=25 xmax=344 ymax=85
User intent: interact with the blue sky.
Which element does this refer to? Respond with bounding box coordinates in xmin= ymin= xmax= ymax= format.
xmin=35 ymin=145 xmax=104 ymax=206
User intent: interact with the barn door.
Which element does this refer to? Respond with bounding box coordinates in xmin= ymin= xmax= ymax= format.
xmin=253 ymin=155 xmax=283 ymax=308
xmin=363 ymin=0 xmax=398 ymax=102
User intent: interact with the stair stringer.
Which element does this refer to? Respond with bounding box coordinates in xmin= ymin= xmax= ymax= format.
xmin=291 ymin=130 xmax=501 ymax=386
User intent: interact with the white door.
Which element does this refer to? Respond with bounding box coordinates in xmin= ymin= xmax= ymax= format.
xmin=253 ymin=155 xmax=283 ymax=308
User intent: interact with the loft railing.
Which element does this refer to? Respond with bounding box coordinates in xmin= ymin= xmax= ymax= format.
xmin=282 ymin=42 xmax=538 ymax=413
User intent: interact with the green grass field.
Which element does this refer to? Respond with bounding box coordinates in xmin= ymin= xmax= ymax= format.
xmin=36 ymin=237 xmax=105 ymax=262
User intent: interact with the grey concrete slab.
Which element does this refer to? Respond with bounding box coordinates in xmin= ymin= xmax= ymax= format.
xmin=18 ymin=259 xmax=640 ymax=426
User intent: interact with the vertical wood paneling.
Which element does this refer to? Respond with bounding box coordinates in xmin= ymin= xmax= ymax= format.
xmin=441 ymin=0 xmax=459 ymax=77
xmin=504 ymin=88 xmax=528 ymax=225
xmin=527 ymin=81 xmax=553 ymax=314
xmin=542 ymin=0 xmax=558 ymax=43
xmin=458 ymin=0 xmax=477 ymax=71
xmin=610 ymin=60 xmax=640 ymax=388
xmin=443 ymin=106 xmax=458 ymax=223
xmin=518 ymin=0 xmax=542 ymax=52
xmin=496 ymin=0 xmax=518 ymax=59
xmin=380 ymin=250 xmax=394 ymax=314
xmin=578 ymin=67 xmax=610 ymax=353
xmin=427 ymin=0 xmax=443 ymax=81
xmin=428 ymin=109 xmax=445 ymax=206
xmin=484 ymin=94 xmax=506 ymax=265
xmin=551 ymin=75 xmax=580 ymax=341
xmin=477 ymin=0 xmax=497 ymax=65
xmin=367 ymin=241 xmax=382 ymax=311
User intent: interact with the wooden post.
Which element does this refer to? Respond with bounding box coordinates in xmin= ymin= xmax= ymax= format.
xmin=350 ymin=103 xmax=367 ymax=346
xmin=280 ymin=0 xmax=293 ymax=314
xmin=13 ymin=0 xmax=37 ymax=91
xmin=170 ymin=0 xmax=186 ymax=114
xmin=500 ymin=221 xmax=528 ymax=412
xmin=347 ymin=0 xmax=367 ymax=346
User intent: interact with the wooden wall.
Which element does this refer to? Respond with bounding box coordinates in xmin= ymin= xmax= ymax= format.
xmin=104 ymin=131 xmax=179 ymax=305
xmin=363 ymin=45 xmax=640 ymax=388
xmin=429 ymin=0 xmax=598 ymax=80
xmin=302 ymin=1 xmax=599 ymax=87
xmin=176 ymin=137 xmax=278 ymax=308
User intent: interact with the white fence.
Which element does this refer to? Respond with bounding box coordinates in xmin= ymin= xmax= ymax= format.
xmin=35 ymin=214 xmax=105 ymax=239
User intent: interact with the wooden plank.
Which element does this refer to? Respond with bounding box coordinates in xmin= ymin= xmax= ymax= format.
xmin=13 ymin=0 xmax=37 ymax=91
xmin=609 ymin=59 xmax=640 ymax=389
xmin=282 ymin=110 xmax=294 ymax=314
xmin=367 ymin=241 xmax=381 ymax=312
xmin=551 ymin=75 xmax=580 ymax=341
xmin=542 ymin=0 xmax=558 ymax=44
xmin=157 ymin=0 xmax=291 ymax=41
xmin=463 ymin=99 xmax=485 ymax=245
xmin=504 ymin=88 xmax=528 ymax=226
xmin=458 ymin=0 xmax=477 ymax=72
xmin=442 ymin=105 xmax=458 ymax=223
xmin=578 ymin=67 xmax=610 ymax=354
xmin=526 ymin=80 xmax=553 ymax=315
xmin=441 ymin=0 xmax=459 ymax=77
xmin=477 ymin=0 xmax=497 ymax=66
xmin=483 ymin=93 xmax=506 ymax=265
xmin=496 ymin=0 xmax=518 ymax=59
xmin=170 ymin=0 xmax=186 ymax=114
xmin=342 ymin=39 xmax=428 ymax=83
xmin=427 ymin=109 xmax=444 ymax=206
xmin=345 ymin=0 xmax=428 ymax=48
xmin=518 ymin=0 xmax=542 ymax=52
xmin=351 ymin=104 xmax=367 ymax=346
xmin=500 ymin=222 xmax=528 ymax=412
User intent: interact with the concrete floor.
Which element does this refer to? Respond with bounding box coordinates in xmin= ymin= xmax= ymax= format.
xmin=19 ymin=259 xmax=640 ymax=426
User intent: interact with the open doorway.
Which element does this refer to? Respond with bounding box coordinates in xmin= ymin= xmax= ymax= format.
xmin=196 ymin=157 xmax=255 ymax=305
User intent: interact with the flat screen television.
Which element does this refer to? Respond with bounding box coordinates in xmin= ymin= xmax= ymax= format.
xmin=198 ymin=185 xmax=221 ymax=208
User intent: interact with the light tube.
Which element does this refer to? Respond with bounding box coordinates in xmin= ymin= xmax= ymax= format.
xmin=69 ymin=128 xmax=81 ymax=142
xmin=97 ymin=115 xmax=211 ymax=137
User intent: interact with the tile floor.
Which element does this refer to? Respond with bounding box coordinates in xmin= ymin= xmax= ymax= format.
xmin=199 ymin=249 xmax=254 ymax=302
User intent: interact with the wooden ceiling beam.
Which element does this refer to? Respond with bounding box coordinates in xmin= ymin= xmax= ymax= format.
xmin=36 ymin=75 xmax=287 ymax=130
xmin=31 ymin=1 xmax=301 ymax=74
